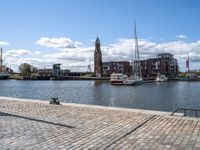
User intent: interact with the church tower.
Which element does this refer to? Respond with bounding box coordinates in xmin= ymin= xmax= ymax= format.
xmin=94 ymin=36 xmax=103 ymax=77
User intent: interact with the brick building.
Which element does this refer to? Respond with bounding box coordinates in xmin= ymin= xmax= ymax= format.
xmin=103 ymin=61 xmax=131 ymax=76
xmin=140 ymin=53 xmax=179 ymax=78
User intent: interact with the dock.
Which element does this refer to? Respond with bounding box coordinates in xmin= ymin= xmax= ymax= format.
xmin=0 ymin=97 xmax=200 ymax=149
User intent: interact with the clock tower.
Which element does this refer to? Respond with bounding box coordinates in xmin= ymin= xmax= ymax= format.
xmin=94 ymin=36 xmax=103 ymax=77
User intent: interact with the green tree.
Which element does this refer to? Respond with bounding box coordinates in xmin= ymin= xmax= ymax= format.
xmin=18 ymin=63 xmax=33 ymax=76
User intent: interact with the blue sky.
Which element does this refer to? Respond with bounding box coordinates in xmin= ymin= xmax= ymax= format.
xmin=0 ymin=0 xmax=200 ymax=71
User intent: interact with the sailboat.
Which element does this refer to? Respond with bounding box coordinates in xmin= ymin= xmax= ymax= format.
xmin=124 ymin=20 xmax=143 ymax=85
xmin=185 ymin=54 xmax=197 ymax=79
xmin=155 ymin=73 xmax=168 ymax=82
xmin=0 ymin=48 xmax=9 ymax=80
xmin=155 ymin=61 xmax=168 ymax=82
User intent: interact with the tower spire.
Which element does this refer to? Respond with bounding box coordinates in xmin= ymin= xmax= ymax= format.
xmin=96 ymin=35 xmax=100 ymax=44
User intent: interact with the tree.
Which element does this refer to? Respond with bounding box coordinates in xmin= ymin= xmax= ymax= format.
xmin=18 ymin=63 xmax=33 ymax=76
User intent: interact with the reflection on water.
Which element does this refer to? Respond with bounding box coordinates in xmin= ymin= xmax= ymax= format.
xmin=0 ymin=80 xmax=200 ymax=112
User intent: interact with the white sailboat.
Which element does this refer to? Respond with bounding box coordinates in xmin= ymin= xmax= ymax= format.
xmin=124 ymin=20 xmax=143 ymax=86
xmin=155 ymin=61 xmax=168 ymax=82
xmin=155 ymin=74 xmax=168 ymax=82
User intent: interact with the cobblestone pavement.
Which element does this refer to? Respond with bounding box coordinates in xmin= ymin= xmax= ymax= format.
xmin=0 ymin=98 xmax=200 ymax=150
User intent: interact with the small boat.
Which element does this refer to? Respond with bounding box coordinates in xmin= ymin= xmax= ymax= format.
xmin=124 ymin=75 xmax=143 ymax=85
xmin=155 ymin=74 xmax=168 ymax=82
xmin=110 ymin=73 xmax=127 ymax=85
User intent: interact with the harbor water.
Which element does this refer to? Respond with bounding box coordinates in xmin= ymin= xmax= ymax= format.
xmin=0 ymin=80 xmax=200 ymax=112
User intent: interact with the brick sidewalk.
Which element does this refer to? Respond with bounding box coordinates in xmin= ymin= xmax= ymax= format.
xmin=0 ymin=98 xmax=200 ymax=150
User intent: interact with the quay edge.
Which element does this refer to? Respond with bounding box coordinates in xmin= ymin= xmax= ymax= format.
xmin=1 ymin=96 xmax=200 ymax=149
xmin=0 ymin=96 xmax=198 ymax=120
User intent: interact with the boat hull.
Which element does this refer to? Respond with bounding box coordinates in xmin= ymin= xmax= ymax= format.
xmin=110 ymin=73 xmax=127 ymax=85
xmin=124 ymin=79 xmax=143 ymax=86
xmin=110 ymin=80 xmax=124 ymax=85
xmin=155 ymin=76 xmax=168 ymax=82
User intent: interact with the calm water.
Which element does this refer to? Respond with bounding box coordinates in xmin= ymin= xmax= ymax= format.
xmin=0 ymin=80 xmax=200 ymax=112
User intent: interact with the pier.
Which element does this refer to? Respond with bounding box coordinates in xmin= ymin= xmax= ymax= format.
xmin=0 ymin=97 xmax=200 ymax=149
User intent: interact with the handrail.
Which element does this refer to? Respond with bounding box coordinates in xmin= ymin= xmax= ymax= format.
xmin=171 ymin=108 xmax=200 ymax=117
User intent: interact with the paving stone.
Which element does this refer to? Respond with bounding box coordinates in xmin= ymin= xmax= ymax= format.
xmin=0 ymin=98 xmax=200 ymax=149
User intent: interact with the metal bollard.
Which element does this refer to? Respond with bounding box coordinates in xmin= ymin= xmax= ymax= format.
xmin=50 ymin=97 xmax=60 ymax=105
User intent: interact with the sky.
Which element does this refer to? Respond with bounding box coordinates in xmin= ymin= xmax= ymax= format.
xmin=0 ymin=0 xmax=200 ymax=72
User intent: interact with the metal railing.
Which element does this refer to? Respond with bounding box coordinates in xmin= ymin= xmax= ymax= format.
xmin=171 ymin=108 xmax=200 ymax=117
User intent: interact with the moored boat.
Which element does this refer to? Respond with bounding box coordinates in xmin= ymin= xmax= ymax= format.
xmin=124 ymin=20 xmax=143 ymax=86
xmin=110 ymin=73 xmax=127 ymax=85
xmin=124 ymin=75 xmax=143 ymax=85
xmin=155 ymin=74 xmax=168 ymax=82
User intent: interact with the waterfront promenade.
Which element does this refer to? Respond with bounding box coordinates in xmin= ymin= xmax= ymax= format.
xmin=0 ymin=97 xmax=200 ymax=149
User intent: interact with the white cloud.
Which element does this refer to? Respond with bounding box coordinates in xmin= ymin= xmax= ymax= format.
xmin=34 ymin=51 xmax=42 ymax=55
xmin=6 ymin=49 xmax=32 ymax=57
xmin=35 ymin=37 xmax=83 ymax=49
xmin=42 ymin=46 xmax=94 ymax=71
xmin=90 ymin=39 xmax=95 ymax=42
xmin=9 ymin=37 xmax=200 ymax=72
xmin=40 ymin=37 xmax=200 ymax=71
xmin=101 ymin=38 xmax=200 ymax=71
xmin=0 ymin=41 xmax=10 ymax=46
xmin=176 ymin=34 xmax=187 ymax=39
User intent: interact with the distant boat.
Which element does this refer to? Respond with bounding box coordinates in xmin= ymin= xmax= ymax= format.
xmin=110 ymin=73 xmax=127 ymax=85
xmin=0 ymin=72 xmax=9 ymax=80
xmin=155 ymin=74 xmax=168 ymax=82
xmin=184 ymin=54 xmax=198 ymax=79
xmin=124 ymin=20 xmax=143 ymax=86
xmin=124 ymin=75 xmax=143 ymax=85
xmin=0 ymin=48 xmax=9 ymax=80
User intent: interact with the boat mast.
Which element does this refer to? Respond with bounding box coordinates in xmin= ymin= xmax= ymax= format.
xmin=0 ymin=48 xmax=2 ymax=70
xmin=187 ymin=54 xmax=190 ymax=73
xmin=134 ymin=20 xmax=139 ymax=61
xmin=134 ymin=20 xmax=141 ymax=77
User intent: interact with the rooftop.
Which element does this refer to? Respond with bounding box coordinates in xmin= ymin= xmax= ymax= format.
xmin=157 ymin=53 xmax=174 ymax=58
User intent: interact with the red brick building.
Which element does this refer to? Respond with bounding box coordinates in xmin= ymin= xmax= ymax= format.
xmin=140 ymin=53 xmax=179 ymax=78
xmin=103 ymin=61 xmax=131 ymax=76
